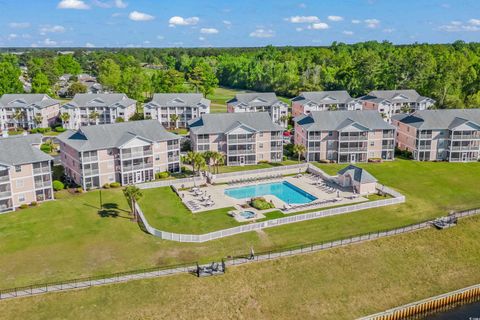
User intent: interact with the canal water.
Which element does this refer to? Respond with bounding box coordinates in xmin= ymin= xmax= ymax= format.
xmin=424 ymin=301 xmax=480 ymax=319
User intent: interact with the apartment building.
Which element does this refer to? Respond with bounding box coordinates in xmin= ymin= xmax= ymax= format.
xmin=294 ymin=110 xmax=396 ymax=163
xmin=0 ymin=94 xmax=60 ymax=133
xmin=360 ymin=89 xmax=435 ymax=121
xmin=392 ymin=109 xmax=480 ymax=162
xmin=61 ymin=94 xmax=137 ymax=130
xmin=188 ymin=112 xmax=284 ymax=166
xmin=57 ymin=120 xmax=181 ymax=189
xmin=291 ymin=91 xmax=362 ymax=117
xmin=227 ymin=93 xmax=289 ymax=127
xmin=143 ymin=93 xmax=210 ymax=128
xmin=0 ymin=134 xmax=53 ymax=213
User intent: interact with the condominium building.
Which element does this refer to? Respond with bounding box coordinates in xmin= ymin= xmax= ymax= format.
xmin=360 ymin=90 xmax=435 ymax=121
xmin=188 ymin=112 xmax=284 ymax=166
xmin=0 ymin=134 xmax=53 ymax=213
xmin=0 ymin=94 xmax=60 ymax=133
xmin=294 ymin=110 xmax=396 ymax=163
xmin=291 ymin=91 xmax=362 ymax=117
xmin=57 ymin=120 xmax=181 ymax=189
xmin=60 ymin=94 xmax=137 ymax=130
xmin=227 ymin=93 xmax=289 ymax=126
xmin=392 ymin=109 xmax=480 ymax=162
xmin=143 ymin=93 xmax=210 ymax=128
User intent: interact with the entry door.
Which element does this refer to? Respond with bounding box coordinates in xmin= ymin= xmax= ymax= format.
xmin=135 ymin=171 xmax=143 ymax=183
xmin=350 ymin=154 xmax=356 ymax=163
xmin=462 ymin=152 xmax=468 ymax=162
xmin=239 ymin=156 xmax=245 ymax=166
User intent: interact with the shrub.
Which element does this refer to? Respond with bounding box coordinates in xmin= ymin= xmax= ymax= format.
xmin=19 ymin=204 xmax=29 ymax=209
xmin=55 ymin=126 xmax=66 ymax=132
xmin=250 ymin=197 xmax=275 ymax=210
xmin=52 ymin=180 xmax=65 ymax=191
xmin=155 ymin=171 xmax=170 ymax=180
xmin=36 ymin=127 xmax=51 ymax=134
xmin=30 ymin=201 xmax=38 ymax=207
xmin=30 ymin=128 xmax=39 ymax=134
xmin=103 ymin=183 xmax=111 ymax=189
xmin=40 ymin=144 xmax=52 ymax=153
xmin=115 ymin=117 xmax=125 ymax=123
xmin=258 ymin=160 xmax=269 ymax=164
xmin=76 ymin=187 xmax=84 ymax=193
xmin=110 ymin=182 xmax=121 ymax=188
xmin=282 ymin=155 xmax=287 ymax=161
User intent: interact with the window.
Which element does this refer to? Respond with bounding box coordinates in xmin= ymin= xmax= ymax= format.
xmin=259 ymin=143 xmax=263 ymax=149
xmin=259 ymin=132 xmax=264 ymax=137
xmin=328 ymin=131 xmax=333 ymax=136
xmin=370 ymin=141 xmax=374 ymax=146
xmin=18 ymin=194 xmax=25 ymax=202
xmin=108 ymin=175 xmax=114 ymax=182
xmin=15 ymin=166 xmax=21 ymax=172
xmin=155 ymin=155 xmax=160 ymax=161
xmin=16 ymin=180 xmax=24 ymax=188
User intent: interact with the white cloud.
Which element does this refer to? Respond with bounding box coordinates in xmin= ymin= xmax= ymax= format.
xmin=129 ymin=11 xmax=154 ymax=21
xmin=157 ymin=35 xmax=164 ymax=40
xmin=85 ymin=42 xmax=95 ymax=47
xmin=91 ymin=0 xmax=110 ymax=8
xmin=200 ymin=28 xmax=219 ymax=34
xmin=351 ymin=19 xmax=361 ymax=24
xmin=40 ymin=25 xmax=66 ymax=35
xmin=308 ymin=22 xmax=329 ymax=30
xmin=223 ymin=20 xmax=231 ymax=25
xmin=57 ymin=0 xmax=89 ymax=10
xmin=115 ymin=0 xmax=127 ymax=8
xmin=296 ymin=27 xmax=303 ymax=32
xmin=9 ymin=22 xmax=30 ymax=29
xmin=439 ymin=20 xmax=480 ymax=32
xmin=168 ymin=16 xmax=199 ymax=26
xmin=42 ymin=38 xmax=58 ymax=46
xmin=249 ymin=28 xmax=275 ymax=38
xmin=7 ymin=34 xmax=18 ymax=40
xmin=199 ymin=36 xmax=205 ymax=41
xmin=469 ymin=19 xmax=480 ymax=26
xmin=342 ymin=30 xmax=354 ymax=35
xmin=285 ymin=16 xmax=319 ymax=23
xmin=365 ymin=19 xmax=380 ymax=28
xmin=383 ymin=28 xmax=395 ymax=33
xmin=327 ymin=15 xmax=344 ymax=22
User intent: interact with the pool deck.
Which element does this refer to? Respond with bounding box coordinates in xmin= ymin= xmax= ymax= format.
xmin=177 ymin=174 xmax=367 ymax=214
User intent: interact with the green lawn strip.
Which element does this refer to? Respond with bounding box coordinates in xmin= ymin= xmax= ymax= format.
xmin=215 ymin=160 xmax=299 ymax=173
xmin=2 ymin=216 xmax=480 ymax=320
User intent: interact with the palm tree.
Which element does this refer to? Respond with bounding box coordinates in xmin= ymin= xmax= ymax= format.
xmin=293 ymin=144 xmax=306 ymax=163
xmin=170 ymin=114 xmax=179 ymax=129
xmin=202 ymin=151 xmax=214 ymax=172
xmin=123 ymin=185 xmax=143 ymax=221
xmin=89 ymin=111 xmax=100 ymax=125
xmin=33 ymin=114 xmax=43 ymax=127
xmin=13 ymin=110 xmax=25 ymax=130
xmin=280 ymin=114 xmax=289 ymax=127
xmin=212 ymin=151 xmax=225 ymax=174
xmin=185 ymin=151 xmax=197 ymax=175
xmin=60 ymin=113 xmax=70 ymax=128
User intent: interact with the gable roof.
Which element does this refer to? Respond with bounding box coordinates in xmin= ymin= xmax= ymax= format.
xmin=62 ymin=93 xmax=136 ymax=109
xmin=0 ymin=94 xmax=59 ymax=109
xmin=294 ymin=110 xmax=394 ymax=131
xmin=57 ymin=120 xmax=179 ymax=152
xmin=392 ymin=109 xmax=480 ymax=130
xmin=227 ymin=92 xmax=287 ymax=107
xmin=0 ymin=134 xmax=52 ymax=166
xmin=292 ymin=91 xmax=356 ymax=105
xmin=188 ymin=112 xmax=284 ymax=134
xmin=338 ymin=165 xmax=377 ymax=183
xmin=144 ymin=93 xmax=210 ymax=109
xmin=362 ymin=90 xmax=435 ymax=104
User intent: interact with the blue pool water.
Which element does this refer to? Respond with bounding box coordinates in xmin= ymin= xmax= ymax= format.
xmin=240 ymin=211 xmax=256 ymax=219
xmin=225 ymin=181 xmax=317 ymax=204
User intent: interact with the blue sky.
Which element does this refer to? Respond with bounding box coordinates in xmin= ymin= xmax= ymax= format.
xmin=0 ymin=0 xmax=479 ymax=47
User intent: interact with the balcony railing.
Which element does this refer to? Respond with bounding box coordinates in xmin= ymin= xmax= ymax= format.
xmin=383 ymin=133 xmax=395 ymax=139
xmin=35 ymin=181 xmax=51 ymax=189
xmin=339 ymin=147 xmax=368 ymax=152
xmin=83 ymin=169 xmax=100 ymax=176
xmin=122 ymin=151 xmax=153 ymax=160
xmin=0 ymin=191 xmax=12 ymax=199
xmin=228 ymin=149 xmax=256 ymax=155
xmin=450 ymin=145 xmax=480 ymax=151
xmin=33 ymin=167 xmax=51 ymax=175
xmin=168 ymin=156 xmax=180 ymax=162
xmin=122 ymin=163 xmax=154 ymax=172
xmin=82 ymin=156 xmax=98 ymax=163
xmin=196 ymin=139 xmax=210 ymax=144
xmin=167 ymin=145 xmax=179 ymax=151
xmin=382 ymin=144 xmax=395 ymax=149
xmin=418 ymin=145 xmax=431 ymax=150
xmin=271 ymin=146 xmax=283 ymax=151
xmin=418 ymin=134 xmax=433 ymax=139
xmin=228 ymin=138 xmax=256 ymax=144
xmin=0 ymin=175 xmax=9 ymax=183
xmin=451 ymin=134 xmax=480 ymax=140
xmin=339 ymin=135 xmax=368 ymax=141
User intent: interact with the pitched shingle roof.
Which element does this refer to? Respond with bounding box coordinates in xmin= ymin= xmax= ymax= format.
xmin=57 ymin=120 xmax=179 ymax=151
xmin=361 ymin=90 xmax=435 ymax=104
xmin=294 ymin=110 xmax=394 ymax=131
xmin=292 ymin=91 xmax=356 ymax=105
xmin=144 ymin=93 xmax=210 ymax=109
xmin=188 ymin=112 xmax=284 ymax=134
xmin=0 ymin=134 xmax=52 ymax=166
xmin=392 ymin=109 xmax=480 ymax=130
xmin=62 ymin=93 xmax=136 ymax=109
xmin=338 ymin=165 xmax=377 ymax=183
xmin=0 ymin=94 xmax=59 ymax=109
xmin=227 ymin=92 xmax=286 ymax=107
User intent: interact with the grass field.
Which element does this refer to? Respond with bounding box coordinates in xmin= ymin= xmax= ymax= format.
xmin=0 ymin=160 xmax=479 ymax=290
xmin=2 ymin=215 xmax=480 ymax=319
xmin=216 ymin=159 xmax=298 ymax=173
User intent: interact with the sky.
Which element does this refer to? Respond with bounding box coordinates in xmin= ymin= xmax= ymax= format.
xmin=0 ymin=0 xmax=479 ymax=47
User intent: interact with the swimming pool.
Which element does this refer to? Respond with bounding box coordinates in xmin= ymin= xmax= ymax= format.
xmin=225 ymin=181 xmax=317 ymax=204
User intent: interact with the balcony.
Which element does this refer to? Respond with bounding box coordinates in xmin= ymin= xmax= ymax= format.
xmin=228 ymin=149 xmax=256 ymax=155
xmin=271 ymin=146 xmax=283 ymax=151
xmin=35 ymin=181 xmax=51 ymax=189
xmin=168 ymin=156 xmax=180 ymax=162
xmin=450 ymin=145 xmax=479 ymax=151
xmin=451 ymin=134 xmax=480 ymax=140
xmin=167 ymin=144 xmax=179 ymax=151
xmin=418 ymin=145 xmax=431 ymax=151
xmin=83 ymin=169 xmax=100 ymax=176
xmin=418 ymin=134 xmax=433 ymax=139
xmin=339 ymin=135 xmax=368 ymax=141
xmin=339 ymin=147 xmax=368 ymax=152
xmin=228 ymin=138 xmax=256 ymax=144
xmin=382 ymin=144 xmax=395 ymax=150
xmin=82 ymin=156 xmax=98 ymax=163
xmin=122 ymin=151 xmax=152 ymax=160
xmin=33 ymin=167 xmax=51 ymax=175
xmin=122 ymin=163 xmax=154 ymax=172
xmin=0 ymin=191 xmax=12 ymax=199
xmin=0 ymin=175 xmax=9 ymax=183
xmin=196 ymin=139 xmax=210 ymax=144
xmin=383 ymin=133 xmax=395 ymax=139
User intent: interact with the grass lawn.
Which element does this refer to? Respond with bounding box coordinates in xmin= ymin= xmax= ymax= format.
xmin=216 ymin=160 xmax=299 ymax=173
xmin=2 ymin=215 xmax=480 ymax=319
xmin=166 ymin=128 xmax=189 ymax=135
xmin=0 ymin=160 xmax=480 ymax=289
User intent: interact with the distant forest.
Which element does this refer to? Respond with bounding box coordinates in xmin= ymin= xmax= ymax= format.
xmin=1 ymin=41 xmax=480 ymax=108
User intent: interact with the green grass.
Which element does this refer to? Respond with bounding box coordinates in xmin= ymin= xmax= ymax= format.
xmin=167 ymin=128 xmax=189 ymax=135
xmin=0 ymin=160 xmax=480 ymax=289
xmin=215 ymin=160 xmax=299 ymax=173
xmin=2 ymin=215 xmax=480 ymax=320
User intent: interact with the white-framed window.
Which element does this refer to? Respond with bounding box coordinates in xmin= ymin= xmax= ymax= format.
xmin=370 ymin=141 xmax=374 ymax=146
xmin=259 ymin=143 xmax=263 ymax=149
xmin=18 ymin=194 xmax=25 ymax=202
xmin=15 ymin=166 xmax=21 ymax=172
xmin=155 ymin=155 xmax=160 ymax=161
xmin=108 ymin=175 xmax=114 ymax=182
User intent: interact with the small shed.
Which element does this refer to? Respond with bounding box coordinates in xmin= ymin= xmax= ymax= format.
xmin=337 ymin=165 xmax=377 ymax=195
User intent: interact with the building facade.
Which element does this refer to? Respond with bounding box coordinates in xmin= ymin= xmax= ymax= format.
xmin=60 ymin=94 xmax=137 ymax=130
xmin=57 ymin=120 xmax=181 ymax=189
xmin=291 ymin=91 xmax=362 ymax=117
xmin=143 ymin=93 xmax=210 ymax=128
xmin=227 ymin=93 xmax=289 ymax=127
xmin=392 ymin=109 xmax=480 ymax=162
xmin=188 ymin=112 xmax=284 ymax=166
xmin=294 ymin=111 xmax=396 ymax=163
xmin=0 ymin=94 xmax=60 ymax=133
xmin=360 ymin=90 xmax=435 ymax=122
xmin=0 ymin=134 xmax=53 ymax=213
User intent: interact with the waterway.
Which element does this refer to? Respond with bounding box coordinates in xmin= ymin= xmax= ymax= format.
xmin=424 ymin=301 xmax=480 ymax=319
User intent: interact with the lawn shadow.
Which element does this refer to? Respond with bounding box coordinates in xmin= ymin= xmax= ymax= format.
xmin=83 ymin=202 xmax=131 ymax=219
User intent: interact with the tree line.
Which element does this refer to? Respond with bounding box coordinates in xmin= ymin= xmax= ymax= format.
xmin=1 ymin=41 xmax=479 ymax=108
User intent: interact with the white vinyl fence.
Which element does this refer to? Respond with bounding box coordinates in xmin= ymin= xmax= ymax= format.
xmin=137 ymin=176 xmax=206 ymax=189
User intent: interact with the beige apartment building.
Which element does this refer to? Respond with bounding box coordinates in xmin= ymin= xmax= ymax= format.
xmin=291 ymin=91 xmax=362 ymax=117
xmin=0 ymin=94 xmax=60 ymax=133
xmin=227 ymin=93 xmax=289 ymax=127
xmin=61 ymin=94 xmax=137 ymax=130
xmin=294 ymin=110 xmax=396 ymax=163
xmin=0 ymin=134 xmax=53 ymax=213
xmin=57 ymin=120 xmax=181 ymax=189
xmin=392 ymin=109 xmax=480 ymax=162
xmin=143 ymin=93 xmax=210 ymax=128
xmin=188 ymin=112 xmax=284 ymax=166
